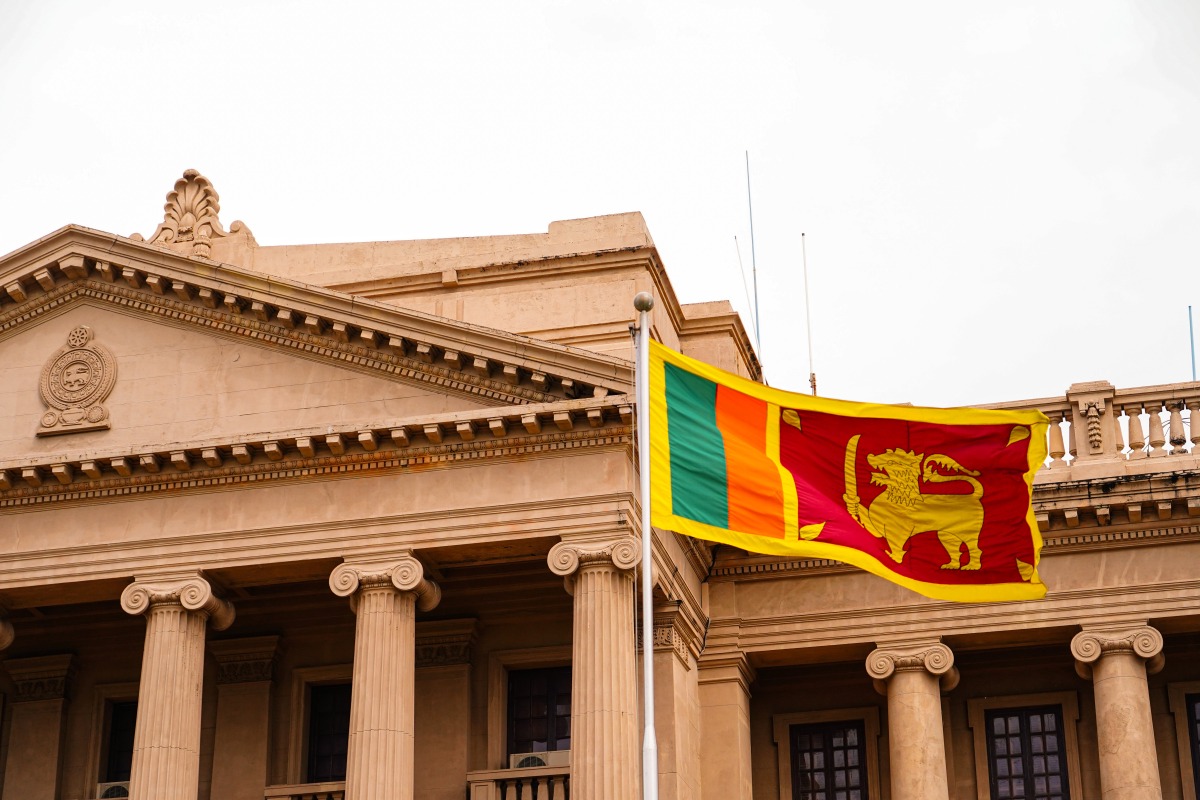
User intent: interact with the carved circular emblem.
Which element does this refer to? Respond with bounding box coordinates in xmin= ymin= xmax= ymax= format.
xmin=37 ymin=326 xmax=117 ymax=437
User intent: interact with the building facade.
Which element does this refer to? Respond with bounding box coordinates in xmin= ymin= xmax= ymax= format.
xmin=1 ymin=171 xmax=1199 ymax=800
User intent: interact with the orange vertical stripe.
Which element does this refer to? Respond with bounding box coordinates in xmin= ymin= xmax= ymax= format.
xmin=715 ymin=385 xmax=787 ymax=538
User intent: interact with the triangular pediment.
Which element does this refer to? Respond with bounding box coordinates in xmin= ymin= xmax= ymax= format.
xmin=0 ymin=226 xmax=635 ymax=497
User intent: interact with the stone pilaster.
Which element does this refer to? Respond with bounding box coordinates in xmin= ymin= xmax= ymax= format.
xmin=548 ymin=536 xmax=641 ymax=800
xmin=1 ymin=655 xmax=75 ymax=800
xmin=866 ymin=641 xmax=958 ymax=800
xmin=120 ymin=572 xmax=235 ymax=800
xmin=639 ymin=604 xmax=704 ymax=800
xmin=698 ymin=652 xmax=756 ymax=800
xmin=1071 ymin=624 xmax=1165 ymax=800
xmin=330 ymin=553 xmax=441 ymax=800
xmin=209 ymin=636 xmax=282 ymax=800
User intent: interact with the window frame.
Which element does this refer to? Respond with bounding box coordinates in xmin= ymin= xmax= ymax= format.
xmin=966 ymin=691 xmax=1082 ymax=800
xmin=83 ymin=682 xmax=139 ymax=800
xmin=486 ymin=645 xmax=572 ymax=770
xmin=1167 ymin=680 xmax=1200 ymax=800
xmin=772 ymin=708 xmax=882 ymax=800
xmin=285 ymin=664 xmax=353 ymax=784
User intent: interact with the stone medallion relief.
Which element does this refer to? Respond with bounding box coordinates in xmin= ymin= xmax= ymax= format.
xmin=37 ymin=326 xmax=117 ymax=436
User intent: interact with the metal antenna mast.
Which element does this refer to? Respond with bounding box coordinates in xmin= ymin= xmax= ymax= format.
xmin=802 ymin=232 xmax=816 ymax=395
xmin=745 ymin=151 xmax=761 ymax=365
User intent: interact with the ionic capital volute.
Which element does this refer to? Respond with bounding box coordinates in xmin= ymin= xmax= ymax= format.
xmin=548 ymin=536 xmax=640 ymax=577
xmin=1071 ymin=624 xmax=1164 ymax=679
xmin=328 ymin=552 xmax=441 ymax=613
xmin=120 ymin=572 xmax=235 ymax=631
xmin=866 ymin=641 xmax=958 ymax=695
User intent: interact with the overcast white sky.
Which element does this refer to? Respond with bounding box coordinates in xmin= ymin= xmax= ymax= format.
xmin=2 ymin=1 xmax=1197 ymax=407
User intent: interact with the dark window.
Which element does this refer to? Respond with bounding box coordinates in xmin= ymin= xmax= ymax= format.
xmin=984 ymin=705 xmax=1070 ymax=800
xmin=789 ymin=719 xmax=868 ymax=800
xmin=102 ymin=700 xmax=138 ymax=783
xmin=306 ymin=683 xmax=352 ymax=783
xmin=1186 ymin=693 xmax=1200 ymax=799
xmin=507 ymin=666 xmax=571 ymax=755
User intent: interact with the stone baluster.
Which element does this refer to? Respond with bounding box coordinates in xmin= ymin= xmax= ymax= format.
xmin=1169 ymin=401 xmax=1186 ymax=453
xmin=329 ymin=554 xmax=441 ymax=800
xmin=1048 ymin=412 xmax=1067 ymax=468
xmin=120 ymin=572 xmax=235 ymax=800
xmin=1148 ymin=403 xmax=1167 ymax=457
xmin=548 ymin=537 xmax=642 ymax=800
xmin=866 ymin=641 xmax=958 ymax=800
xmin=1071 ymin=625 xmax=1165 ymax=800
xmin=1125 ymin=404 xmax=1146 ymax=459
xmin=1188 ymin=399 xmax=1200 ymax=452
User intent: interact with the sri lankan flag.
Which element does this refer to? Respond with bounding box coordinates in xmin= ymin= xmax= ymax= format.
xmin=648 ymin=341 xmax=1049 ymax=602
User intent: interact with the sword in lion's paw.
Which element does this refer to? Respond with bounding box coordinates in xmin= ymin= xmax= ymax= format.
xmin=843 ymin=433 xmax=862 ymax=522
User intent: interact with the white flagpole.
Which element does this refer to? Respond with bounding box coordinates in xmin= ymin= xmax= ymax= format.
xmin=634 ymin=291 xmax=659 ymax=800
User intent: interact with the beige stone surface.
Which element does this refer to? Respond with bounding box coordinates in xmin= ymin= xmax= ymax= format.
xmin=1073 ymin=625 xmax=1166 ymax=800
xmin=698 ymin=655 xmax=755 ymax=800
xmin=548 ymin=537 xmax=641 ymax=800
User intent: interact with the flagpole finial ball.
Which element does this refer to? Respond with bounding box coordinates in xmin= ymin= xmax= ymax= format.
xmin=633 ymin=293 xmax=654 ymax=312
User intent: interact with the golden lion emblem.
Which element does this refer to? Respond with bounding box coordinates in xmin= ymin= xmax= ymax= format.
xmin=842 ymin=434 xmax=985 ymax=570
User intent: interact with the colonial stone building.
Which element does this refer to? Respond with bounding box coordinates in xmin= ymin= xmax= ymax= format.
xmin=1 ymin=171 xmax=1198 ymax=800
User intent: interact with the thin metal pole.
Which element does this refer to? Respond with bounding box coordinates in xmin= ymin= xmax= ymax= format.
xmin=634 ymin=292 xmax=658 ymax=800
xmin=801 ymin=232 xmax=816 ymax=396
xmin=746 ymin=151 xmax=761 ymax=363
xmin=1190 ymin=305 xmax=1196 ymax=382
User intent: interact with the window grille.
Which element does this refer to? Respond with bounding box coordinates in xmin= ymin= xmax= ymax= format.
xmin=789 ymin=719 xmax=868 ymax=800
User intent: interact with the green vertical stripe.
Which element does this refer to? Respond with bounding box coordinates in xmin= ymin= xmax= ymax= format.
xmin=664 ymin=362 xmax=729 ymax=527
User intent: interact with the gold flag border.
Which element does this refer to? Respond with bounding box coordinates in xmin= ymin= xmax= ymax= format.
xmin=647 ymin=340 xmax=1050 ymax=603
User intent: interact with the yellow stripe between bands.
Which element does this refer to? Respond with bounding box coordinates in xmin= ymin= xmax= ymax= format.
xmin=765 ymin=403 xmax=799 ymax=540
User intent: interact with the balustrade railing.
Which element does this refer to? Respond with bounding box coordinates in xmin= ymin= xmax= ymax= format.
xmin=263 ymin=782 xmax=344 ymax=800
xmin=466 ymin=766 xmax=570 ymax=800
xmin=982 ymin=380 xmax=1200 ymax=475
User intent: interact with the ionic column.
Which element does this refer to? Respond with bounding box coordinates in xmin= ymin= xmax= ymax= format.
xmin=329 ymin=554 xmax=441 ymax=800
xmin=1071 ymin=625 xmax=1165 ymax=800
xmin=120 ymin=572 xmax=235 ymax=800
xmin=548 ymin=537 xmax=641 ymax=800
xmin=866 ymin=641 xmax=958 ymax=800
xmin=1 ymin=655 xmax=75 ymax=800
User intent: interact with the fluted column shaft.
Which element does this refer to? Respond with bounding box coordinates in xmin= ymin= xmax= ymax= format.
xmin=866 ymin=642 xmax=957 ymax=800
xmin=121 ymin=573 xmax=235 ymax=800
xmin=330 ymin=554 xmax=440 ymax=800
xmin=549 ymin=537 xmax=641 ymax=800
xmin=1072 ymin=625 xmax=1165 ymax=800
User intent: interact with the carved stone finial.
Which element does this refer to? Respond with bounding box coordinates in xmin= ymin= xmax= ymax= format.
xmin=134 ymin=169 xmax=254 ymax=258
xmin=37 ymin=326 xmax=117 ymax=437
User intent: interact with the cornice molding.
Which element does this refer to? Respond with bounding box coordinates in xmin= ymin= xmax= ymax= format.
xmin=329 ymin=553 xmax=441 ymax=613
xmin=0 ymin=239 xmax=633 ymax=398
xmin=120 ymin=571 xmax=235 ymax=631
xmin=0 ymin=401 xmax=632 ymax=508
xmin=1071 ymin=624 xmax=1165 ymax=679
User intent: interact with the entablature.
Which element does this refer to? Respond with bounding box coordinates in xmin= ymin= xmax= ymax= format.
xmin=0 ymin=230 xmax=633 ymax=406
xmin=0 ymin=394 xmax=632 ymax=506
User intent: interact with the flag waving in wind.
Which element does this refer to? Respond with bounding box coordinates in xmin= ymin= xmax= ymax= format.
xmin=648 ymin=340 xmax=1049 ymax=602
